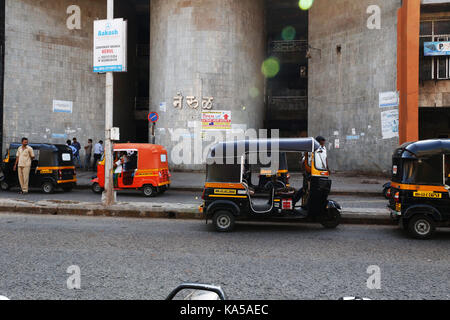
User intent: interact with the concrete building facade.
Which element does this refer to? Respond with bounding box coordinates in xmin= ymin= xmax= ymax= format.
xmin=0 ymin=0 xmax=447 ymax=173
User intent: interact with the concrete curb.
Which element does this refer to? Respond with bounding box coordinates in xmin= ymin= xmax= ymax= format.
xmin=0 ymin=199 xmax=394 ymax=226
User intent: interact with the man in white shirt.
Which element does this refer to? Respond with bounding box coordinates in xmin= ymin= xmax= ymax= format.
xmin=315 ymin=136 xmax=329 ymax=172
xmin=93 ymin=140 xmax=104 ymax=172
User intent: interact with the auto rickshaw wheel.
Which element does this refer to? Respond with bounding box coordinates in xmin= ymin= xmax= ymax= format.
xmin=212 ymin=210 xmax=235 ymax=232
xmin=42 ymin=182 xmax=55 ymax=194
xmin=407 ymin=214 xmax=436 ymax=240
xmin=320 ymin=208 xmax=341 ymax=229
xmin=142 ymin=185 xmax=156 ymax=197
xmin=92 ymin=183 xmax=103 ymax=194
xmin=0 ymin=181 xmax=9 ymax=191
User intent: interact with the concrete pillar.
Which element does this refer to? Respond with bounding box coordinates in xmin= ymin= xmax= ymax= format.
xmin=397 ymin=0 xmax=420 ymax=144
xmin=150 ymin=0 xmax=265 ymax=170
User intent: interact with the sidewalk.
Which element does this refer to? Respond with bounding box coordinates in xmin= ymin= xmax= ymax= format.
xmin=75 ymin=170 xmax=388 ymax=197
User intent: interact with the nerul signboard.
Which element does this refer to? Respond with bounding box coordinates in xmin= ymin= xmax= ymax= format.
xmin=424 ymin=41 xmax=450 ymax=56
xmin=93 ymin=18 xmax=127 ymax=72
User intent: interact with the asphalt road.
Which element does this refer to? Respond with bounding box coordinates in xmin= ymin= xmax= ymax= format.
xmin=0 ymin=189 xmax=388 ymax=210
xmin=0 ymin=213 xmax=448 ymax=300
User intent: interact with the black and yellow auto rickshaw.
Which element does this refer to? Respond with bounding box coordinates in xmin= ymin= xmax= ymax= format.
xmin=0 ymin=143 xmax=77 ymax=193
xmin=200 ymin=138 xmax=341 ymax=232
xmin=389 ymin=139 xmax=450 ymax=239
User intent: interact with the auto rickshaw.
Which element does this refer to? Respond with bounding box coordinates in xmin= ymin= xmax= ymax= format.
xmin=389 ymin=139 xmax=450 ymax=239
xmin=200 ymin=138 xmax=341 ymax=232
xmin=91 ymin=143 xmax=171 ymax=197
xmin=0 ymin=143 xmax=77 ymax=193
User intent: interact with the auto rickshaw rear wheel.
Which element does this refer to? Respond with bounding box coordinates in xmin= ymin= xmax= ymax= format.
xmin=212 ymin=210 xmax=235 ymax=232
xmin=142 ymin=185 xmax=156 ymax=197
xmin=42 ymin=182 xmax=55 ymax=194
xmin=0 ymin=181 xmax=9 ymax=191
xmin=320 ymin=208 xmax=341 ymax=229
xmin=407 ymin=214 xmax=436 ymax=240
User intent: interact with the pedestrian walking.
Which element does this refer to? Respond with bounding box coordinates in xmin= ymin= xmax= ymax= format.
xmin=93 ymin=140 xmax=104 ymax=172
xmin=13 ymin=138 xmax=35 ymax=195
xmin=72 ymin=137 xmax=81 ymax=168
xmin=84 ymin=139 xmax=93 ymax=171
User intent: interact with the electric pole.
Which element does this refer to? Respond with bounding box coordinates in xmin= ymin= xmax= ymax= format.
xmin=103 ymin=0 xmax=115 ymax=206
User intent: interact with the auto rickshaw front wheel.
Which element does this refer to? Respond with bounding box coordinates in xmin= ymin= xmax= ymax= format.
xmin=92 ymin=183 xmax=103 ymax=194
xmin=212 ymin=210 xmax=235 ymax=232
xmin=0 ymin=181 xmax=9 ymax=191
xmin=320 ymin=208 xmax=341 ymax=229
xmin=142 ymin=185 xmax=156 ymax=197
xmin=407 ymin=214 xmax=436 ymax=240
xmin=42 ymin=182 xmax=55 ymax=194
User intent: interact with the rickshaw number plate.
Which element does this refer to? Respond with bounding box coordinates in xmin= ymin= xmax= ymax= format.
xmin=413 ymin=191 xmax=442 ymax=199
xmin=282 ymin=199 xmax=293 ymax=210
xmin=395 ymin=203 xmax=401 ymax=211
xmin=40 ymin=170 xmax=53 ymax=174
xmin=214 ymin=189 xmax=236 ymax=195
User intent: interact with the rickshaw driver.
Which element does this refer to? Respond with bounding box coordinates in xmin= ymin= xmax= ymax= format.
xmin=113 ymin=152 xmax=126 ymax=188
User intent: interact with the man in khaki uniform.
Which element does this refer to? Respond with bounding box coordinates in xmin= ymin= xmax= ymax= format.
xmin=13 ymin=138 xmax=35 ymax=194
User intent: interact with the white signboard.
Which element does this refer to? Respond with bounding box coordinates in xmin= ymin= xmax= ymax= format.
xmin=53 ymin=100 xmax=73 ymax=114
xmin=381 ymin=109 xmax=399 ymax=140
xmin=93 ymin=18 xmax=127 ymax=73
xmin=379 ymin=91 xmax=399 ymax=108
xmin=202 ymin=110 xmax=232 ymax=131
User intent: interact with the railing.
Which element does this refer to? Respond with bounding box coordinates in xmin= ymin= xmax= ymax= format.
xmin=269 ymin=40 xmax=308 ymax=53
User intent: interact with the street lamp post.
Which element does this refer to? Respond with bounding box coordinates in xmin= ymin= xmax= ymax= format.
xmin=103 ymin=0 xmax=115 ymax=206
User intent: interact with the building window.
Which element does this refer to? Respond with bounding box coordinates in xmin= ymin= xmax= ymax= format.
xmin=420 ymin=19 xmax=450 ymax=80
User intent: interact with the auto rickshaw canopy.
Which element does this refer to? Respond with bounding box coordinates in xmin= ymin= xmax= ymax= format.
xmin=396 ymin=139 xmax=450 ymax=159
xmin=113 ymin=143 xmax=168 ymax=170
xmin=207 ymin=138 xmax=320 ymax=162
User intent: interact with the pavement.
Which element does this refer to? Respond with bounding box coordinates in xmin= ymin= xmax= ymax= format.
xmin=0 ymin=213 xmax=448 ymax=300
xmin=0 ymin=170 xmax=392 ymax=224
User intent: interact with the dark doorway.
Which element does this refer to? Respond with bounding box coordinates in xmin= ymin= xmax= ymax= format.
xmin=419 ymin=107 xmax=450 ymax=140
xmin=265 ymin=0 xmax=308 ymax=170
xmin=114 ymin=0 xmax=150 ymax=143
xmin=265 ymin=0 xmax=308 ymax=138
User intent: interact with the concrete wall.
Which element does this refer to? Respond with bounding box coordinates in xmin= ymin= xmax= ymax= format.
xmin=149 ymin=0 xmax=265 ymax=170
xmin=309 ymin=0 xmax=402 ymax=173
xmin=3 ymin=0 xmax=106 ymax=153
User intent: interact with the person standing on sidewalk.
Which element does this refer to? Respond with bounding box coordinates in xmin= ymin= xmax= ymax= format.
xmin=93 ymin=140 xmax=104 ymax=172
xmin=72 ymin=137 xmax=81 ymax=168
xmin=84 ymin=139 xmax=93 ymax=171
xmin=13 ymin=138 xmax=35 ymax=195
xmin=315 ymin=136 xmax=329 ymax=172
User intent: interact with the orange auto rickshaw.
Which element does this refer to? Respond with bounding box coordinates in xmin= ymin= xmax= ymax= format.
xmin=91 ymin=143 xmax=171 ymax=197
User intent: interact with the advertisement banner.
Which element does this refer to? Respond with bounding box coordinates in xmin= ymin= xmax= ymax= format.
xmin=381 ymin=109 xmax=399 ymax=140
xmin=424 ymin=41 xmax=450 ymax=56
xmin=202 ymin=110 xmax=232 ymax=131
xmin=93 ymin=19 xmax=127 ymax=72
xmin=379 ymin=91 xmax=399 ymax=108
